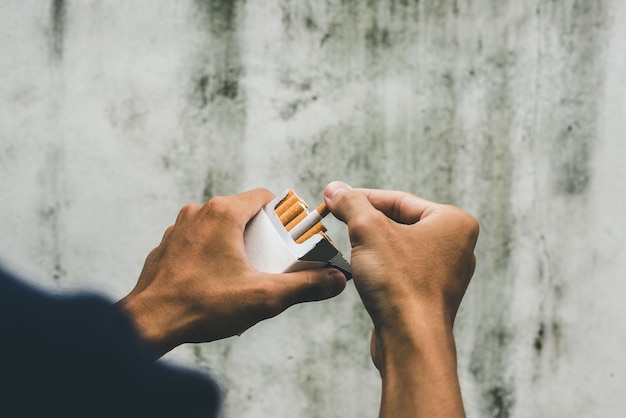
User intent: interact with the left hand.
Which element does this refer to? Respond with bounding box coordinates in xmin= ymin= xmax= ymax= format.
xmin=118 ymin=188 xmax=347 ymax=358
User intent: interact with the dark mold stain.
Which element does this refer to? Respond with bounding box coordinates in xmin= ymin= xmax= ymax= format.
xmin=553 ymin=122 xmax=591 ymax=195
xmin=194 ymin=0 xmax=239 ymax=35
xmin=543 ymin=2 xmax=609 ymax=197
xmin=191 ymin=69 xmax=240 ymax=109
xmin=38 ymin=147 xmax=67 ymax=283
xmin=531 ymin=318 xmax=565 ymax=379
xmin=176 ymin=0 xmax=246 ymax=201
xmin=52 ymin=262 xmax=67 ymax=282
xmin=552 ymin=320 xmax=563 ymax=356
xmin=190 ymin=1 xmax=242 ymax=103
xmin=389 ymin=0 xmax=412 ymax=16
xmin=196 ymin=75 xmax=209 ymax=108
xmin=532 ymin=238 xmax=567 ymax=378
xmin=282 ymin=116 xmax=387 ymax=204
xmin=533 ymin=322 xmax=545 ymax=353
xmin=280 ymin=3 xmax=292 ymax=27
xmin=304 ymin=16 xmax=318 ymax=31
xmin=49 ymin=0 xmax=66 ymax=61
xmin=486 ymin=385 xmax=515 ymax=418
xmin=470 ymin=327 xmax=516 ymax=417
xmin=192 ymin=345 xmax=209 ymax=368
xmin=202 ymin=167 xmax=240 ymax=202
xmin=279 ymin=101 xmax=300 ymax=120
xmin=215 ymin=75 xmax=239 ymax=99
xmin=364 ymin=20 xmax=391 ymax=51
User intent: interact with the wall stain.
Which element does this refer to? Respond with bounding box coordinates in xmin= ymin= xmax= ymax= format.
xmin=530 ymin=234 xmax=567 ymax=383
xmin=486 ymin=385 xmax=516 ymax=418
xmin=49 ymin=0 xmax=67 ymax=61
xmin=38 ymin=147 xmax=67 ymax=283
xmin=304 ymin=15 xmax=318 ymax=31
xmin=202 ymin=167 xmax=239 ymax=201
xmin=461 ymin=19 xmax=518 ymax=418
xmin=469 ymin=326 xmax=516 ymax=418
xmin=284 ymin=117 xmax=386 ymax=202
xmin=364 ymin=19 xmax=391 ymax=51
xmin=533 ymin=322 xmax=545 ymax=353
xmin=195 ymin=75 xmax=210 ymax=108
xmin=174 ymin=0 xmax=246 ymax=201
xmin=277 ymin=71 xmax=316 ymax=120
xmin=191 ymin=69 xmax=240 ymax=109
xmin=293 ymin=295 xmax=372 ymax=418
xmin=553 ymin=122 xmax=590 ymax=196
xmin=194 ymin=0 xmax=239 ymax=34
xmin=543 ymin=0 xmax=608 ymax=197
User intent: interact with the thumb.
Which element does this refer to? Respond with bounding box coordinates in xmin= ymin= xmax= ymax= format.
xmin=270 ymin=268 xmax=347 ymax=311
xmin=324 ymin=181 xmax=376 ymax=223
xmin=324 ymin=181 xmax=383 ymax=247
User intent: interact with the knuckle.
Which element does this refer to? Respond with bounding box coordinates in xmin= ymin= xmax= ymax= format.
xmin=446 ymin=206 xmax=480 ymax=243
xmin=348 ymin=210 xmax=388 ymax=243
xmin=350 ymin=211 xmax=381 ymax=232
xmin=253 ymin=187 xmax=274 ymax=200
xmin=161 ymin=225 xmax=175 ymax=240
xmin=203 ymin=195 xmax=235 ymax=220
xmin=176 ymin=204 xmax=201 ymax=222
xmin=443 ymin=204 xmax=475 ymax=223
xmin=460 ymin=211 xmax=480 ymax=239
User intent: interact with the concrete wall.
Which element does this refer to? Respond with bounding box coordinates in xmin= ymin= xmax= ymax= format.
xmin=1 ymin=1 xmax=625 ymax=416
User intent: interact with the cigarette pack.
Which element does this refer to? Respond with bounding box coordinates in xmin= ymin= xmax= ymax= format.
xmin=243 ymin=189 xmax=351 ymax=279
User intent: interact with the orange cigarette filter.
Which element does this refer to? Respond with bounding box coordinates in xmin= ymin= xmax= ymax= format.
xmin=315 ymin=202 xmax=329 ymax=218
xmin=274 ymin=189 xmax=329 ymax=243
xmin=275 ymin=191 xmax=298 ymax=217
xmin=279 ymin=201 xmax=306 ymax=225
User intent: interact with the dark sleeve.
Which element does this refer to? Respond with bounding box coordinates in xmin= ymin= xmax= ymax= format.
xmin=0 ymin=267 xmax=221 ymax=418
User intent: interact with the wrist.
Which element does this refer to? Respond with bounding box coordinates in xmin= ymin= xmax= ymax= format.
xmin=373 ymin=307 xmax=465 ymax=417
xmin=375 ymin=305 xmax=456 ymax=374
xmin=117 ymin=290 xmax=183 ymax=358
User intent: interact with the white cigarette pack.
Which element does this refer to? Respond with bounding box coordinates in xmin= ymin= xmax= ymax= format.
xmin=243 ymin=189 xmax=351 ymax=279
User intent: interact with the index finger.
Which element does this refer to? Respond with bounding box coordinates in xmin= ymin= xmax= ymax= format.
xmin=353 ymin=188 xmax=437 ymax=224
xmin=201 ymin=188 xmax=275 ymax=231
xmin=226 ymin=188 xmax=276 ymax=226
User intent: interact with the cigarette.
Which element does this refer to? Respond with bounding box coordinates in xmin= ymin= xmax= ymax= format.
xmin=275 ymin=191 xmax=298 ymax=217
xmin=285 ymin=209 xmax=308 ymax=231
xmin=289 ymin=202 xmax=329 ymax=241
xmin=279 ymin=201 xmax=306 ymax=225
xmin=295 ymin=222 xmax=327 ymax=244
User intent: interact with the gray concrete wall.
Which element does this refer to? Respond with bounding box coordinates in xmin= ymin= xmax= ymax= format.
xmin=1 ymin=1 xmax=625 ymax=417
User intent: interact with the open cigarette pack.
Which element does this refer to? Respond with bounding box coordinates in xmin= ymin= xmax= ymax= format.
xmin=243 ymin=189 xmax=351 ymax=279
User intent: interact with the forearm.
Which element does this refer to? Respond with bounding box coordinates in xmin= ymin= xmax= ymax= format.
xmin=376 ymin=311 xmax=466 ymax=418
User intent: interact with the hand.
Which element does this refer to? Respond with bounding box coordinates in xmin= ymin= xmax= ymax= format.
xmin=324 ymin=181 xmax=478 ymax=418
xmin=324 ymin=181 xmax=478 ymax=332
xmin=118 ymin=188 xmax=347 ymax=358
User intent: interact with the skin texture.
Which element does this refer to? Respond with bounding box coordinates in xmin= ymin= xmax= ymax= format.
xmin=117 ymin=188 xmax=347 ymax=358
xmin=324 ymin=181 xmax=479 ymax=418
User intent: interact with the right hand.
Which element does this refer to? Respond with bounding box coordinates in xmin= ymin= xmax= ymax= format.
xmin=324 ymin=181 xmax=479 ymax=367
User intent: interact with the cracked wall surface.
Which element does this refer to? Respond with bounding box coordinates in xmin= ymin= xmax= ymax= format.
xmin=1 ymin=1 xmax=625 ymax=417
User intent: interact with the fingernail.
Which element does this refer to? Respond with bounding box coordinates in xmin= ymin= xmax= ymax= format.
xmin=326 ymin=269 xmax=347 ymax=296
xmin=325 ymin=181 xmax=352 ymax=199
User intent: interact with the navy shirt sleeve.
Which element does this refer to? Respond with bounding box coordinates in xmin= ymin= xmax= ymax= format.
xmin=0 ymin=267 xmax=221 ymax=418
